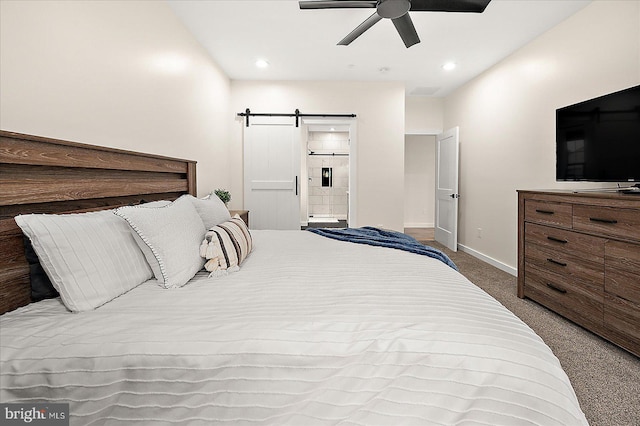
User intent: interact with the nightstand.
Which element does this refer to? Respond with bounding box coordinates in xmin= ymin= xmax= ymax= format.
xmin=229 ymin=210 xmax=249 ymax=227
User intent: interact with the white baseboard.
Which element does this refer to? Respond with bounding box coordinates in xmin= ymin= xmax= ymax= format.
xmin=404 ymin=222 xmax=434 ymax=228
xmin=457 ymin=244 xmax=517 ymax=277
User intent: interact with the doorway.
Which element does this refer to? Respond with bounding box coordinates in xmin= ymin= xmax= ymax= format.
xmin=301 ymin=120 xmax=356 ymax=229
xmin=402 ymin=129 xmax=459 ymax=250
xmin=404 ymin=134 xmax=436 ymax=233
xmin=307 ymin=130 xmax=349 ymax=227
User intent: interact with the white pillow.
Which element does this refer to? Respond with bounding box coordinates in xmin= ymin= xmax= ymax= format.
xmin=114 ymin=196 xmax=206 ymax=288
xmin=15 ymin=211 xmax=153 ymax=312
xmin=119 ymin=199 xmax=174 ymax=280
xmin=187 ymin=194 xmax=231 ymax=229
xmin=140 ymin=200 xmax=172 ymax=208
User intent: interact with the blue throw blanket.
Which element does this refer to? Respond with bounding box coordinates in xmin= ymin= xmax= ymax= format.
xmin=307 ymin=226 xmax=458 ymax=271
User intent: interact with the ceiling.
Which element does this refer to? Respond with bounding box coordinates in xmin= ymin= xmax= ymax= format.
xmin=168 ymin=0 xmax=592 ymax=97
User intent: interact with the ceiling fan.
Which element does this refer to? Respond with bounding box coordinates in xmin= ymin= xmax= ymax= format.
xmin=299 ymin=0 xmax=492 ymax=48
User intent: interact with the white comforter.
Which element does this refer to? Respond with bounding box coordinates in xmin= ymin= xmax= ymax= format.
xmin=1 ymin=230 xmax=587 ymax=425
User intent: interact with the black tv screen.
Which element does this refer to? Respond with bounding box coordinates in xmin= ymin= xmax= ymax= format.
xmin=556 ymin=85 xmax=640 ymax=182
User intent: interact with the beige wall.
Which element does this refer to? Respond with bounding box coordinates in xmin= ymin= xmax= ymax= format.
xmin=230 ymin=81 xmax=406 ymax=231
xmin=443 ymin=0 xmax=640 ymax=272
xmin=0 ymin=0 xmax=406 ymax=230
xmin=405 ymin=97 xmax=444 ymax=134
xmin=3 ymin=0 xmax=637 ymax=253
xmin=0 ymin=0 xmax=231 ymax=196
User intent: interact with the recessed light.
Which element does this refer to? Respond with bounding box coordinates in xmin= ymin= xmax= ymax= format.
xmin=255 ymin=59 xmax=269 ymax=69
xmin=442 ymin=62 xmax=456 ymax=71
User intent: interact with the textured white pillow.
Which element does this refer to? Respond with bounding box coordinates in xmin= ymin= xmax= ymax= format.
xmin=15 ymin=211 xmax=153 ymax=312
xmin=140 ymin=200 xmax=172 ymax=208
xmin=114 ymin=196 xmax=206 ymax=288
xmin=187 ymin=194 xmax=231 ymax=229
xmin=118 ymin=200 xmax=174 ymax=280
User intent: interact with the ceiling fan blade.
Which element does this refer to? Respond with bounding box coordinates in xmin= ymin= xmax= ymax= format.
xmin=409 ymin=0 xmax=491 ymax=13
xmin=337 ymin=12 xmax=382 ymax=45
xmin=299 ymin=0 xmax=376 ymax=10
xmin=392 ymin=13 xmax=420 ymax=48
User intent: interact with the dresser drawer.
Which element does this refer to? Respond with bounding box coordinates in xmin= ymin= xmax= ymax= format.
xmin=518 ymin=190 xmax=640 ymax=357
xmin=525 ymin=243 xmax=604 ymax=292
xmin=604 ymin=293 xmax=640 ymax=355
xmin=525 ymin=223 xmax=605 ymax=264
xmin=605 ymin=240 xmax=640 ymax=305
xmin=524 ymin=268 xmax=603 ymax=330
xmin=573 ymin=205 xmax=640 ymax=241
xmin=525 ymin=200 xmax=572 ymax=228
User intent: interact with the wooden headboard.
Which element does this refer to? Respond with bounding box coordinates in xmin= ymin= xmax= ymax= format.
xmin=0 ymin=130 xmax=197 ymax=314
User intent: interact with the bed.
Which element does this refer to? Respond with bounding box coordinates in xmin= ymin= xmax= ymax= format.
xmin=0 ymin=131 xmax=588 ymax=425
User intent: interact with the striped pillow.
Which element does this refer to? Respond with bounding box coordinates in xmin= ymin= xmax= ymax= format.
xmin=199 ymin=215 xmax=252 ymax=276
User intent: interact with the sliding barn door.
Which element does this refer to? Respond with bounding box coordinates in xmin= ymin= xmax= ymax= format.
xmin=243 ymin=118 xmax=300 ymax=230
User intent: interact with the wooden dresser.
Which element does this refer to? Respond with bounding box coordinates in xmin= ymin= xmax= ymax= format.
xmin=517 ymin=190 xmax=640 ymax=357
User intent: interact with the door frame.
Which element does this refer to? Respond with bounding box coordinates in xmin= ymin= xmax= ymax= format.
xmin=301 ymin=118 xmax=357 ymax=228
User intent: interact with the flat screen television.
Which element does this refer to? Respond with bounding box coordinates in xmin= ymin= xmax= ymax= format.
xmin=556 ymin=84 xmax=640 ymax=184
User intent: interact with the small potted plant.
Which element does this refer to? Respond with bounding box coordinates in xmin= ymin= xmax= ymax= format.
xmin=214 ymin=188 xmax=231 ymax=205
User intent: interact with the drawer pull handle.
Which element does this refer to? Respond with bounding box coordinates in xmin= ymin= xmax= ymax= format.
xmin=547 ymin=236 xmax=568 ymax=244
xmin=589 ymin=217 xmax=618 ymax=224
xmin=546 ymin=283 xmax=567 ymax=294
xmin=547 ymin=258 xmax=567 ymax=267
xmin=535 ymin=209 xmax=555 ymax=215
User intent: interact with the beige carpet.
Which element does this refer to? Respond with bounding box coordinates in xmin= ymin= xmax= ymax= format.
xmin=429 ymin=242 xmax=640 ymax=426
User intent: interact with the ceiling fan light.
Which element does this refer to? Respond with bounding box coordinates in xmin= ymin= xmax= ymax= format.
xmin=300 ymin=0 xmax=492 ymax=48
xmin=377 ymin=0 xmax=410 ymax=19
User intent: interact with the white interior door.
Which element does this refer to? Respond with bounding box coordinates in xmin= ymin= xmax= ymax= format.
xmin=435 ymin=127 xmax=460 ymax=251
xmin=244 ymin=118 xmax=300 ymax=230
